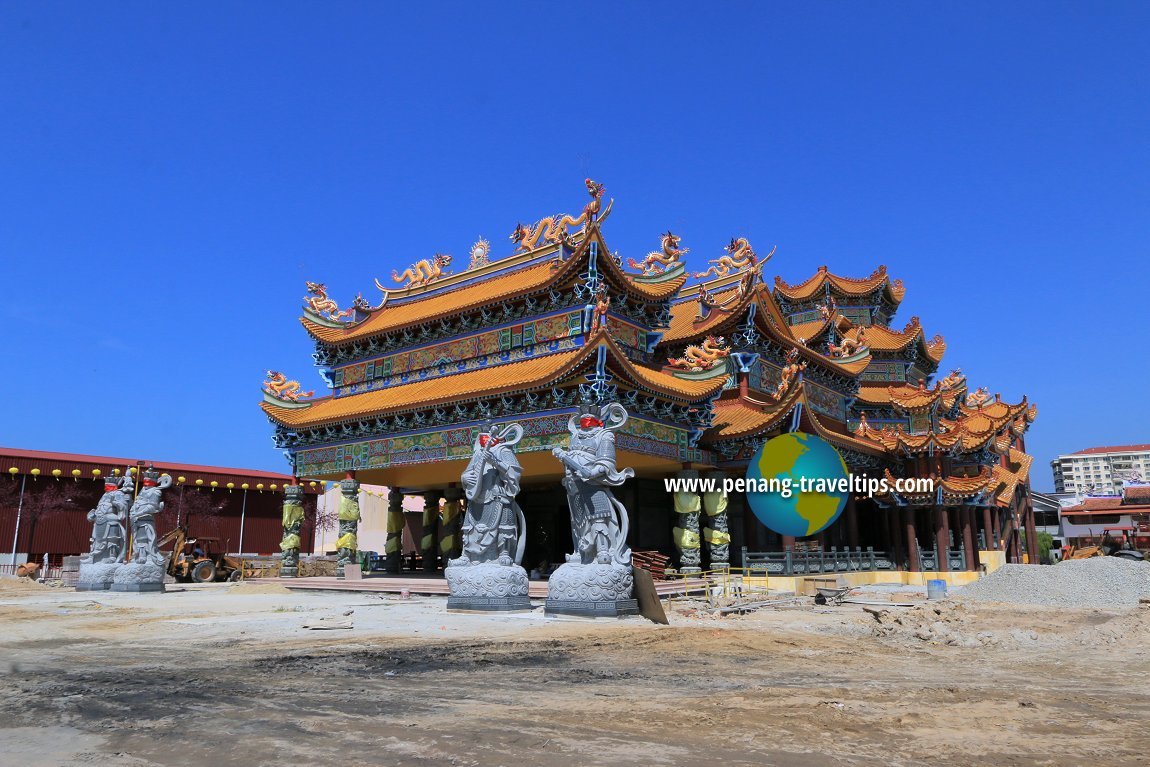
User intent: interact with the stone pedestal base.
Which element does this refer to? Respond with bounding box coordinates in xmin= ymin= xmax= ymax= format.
xmin=76 ymin=561 xmax=120 ymax=591
xmin=544 ymin=561 xmax=638 ymax=618
xmin=280 ymin=566 xmax=298 ymax=578
xmin=111 ymin=561 xmax=166 ymax=593
xmin=445 ymin=561 xmax=532 ymax=612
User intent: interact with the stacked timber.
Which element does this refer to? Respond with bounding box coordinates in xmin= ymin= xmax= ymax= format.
xmin=633 ymin=550 xmax=671 ymax=580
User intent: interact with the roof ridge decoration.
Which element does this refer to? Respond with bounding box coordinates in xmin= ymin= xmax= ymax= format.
xmin=303 ymin=281 xmax=375 ymax=327
xmin=385 ymin=253 xmax=454 ymax=292
xmin=827 ymin=326 xmax=869 ymax=359
xmin=510 ymin=178 xmax=611 ymax=254
xmin=262 ymin=370 xmax=315 ymax=409
xmin=693 ymin=237 xmax=776 ymax=282
xmin=666 ymin=335 xmax=730 ymax=372
xmin=965 ymin=386 xmax=991 ymax=408
xmin=466 ymin=239 xmax=491 ymax=270
xmin=769 ymin=347 xmax=807 ymax=402
xmin=626 ymin=230 xmax=688 ymax=282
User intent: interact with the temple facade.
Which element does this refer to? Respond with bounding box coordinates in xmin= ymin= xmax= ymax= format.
xmin=262 ymin=180 xmax=1038 ymax=577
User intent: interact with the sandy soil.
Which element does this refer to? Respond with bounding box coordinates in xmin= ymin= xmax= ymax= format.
xmin=1 ymin=579 xmax=1148 ymax=767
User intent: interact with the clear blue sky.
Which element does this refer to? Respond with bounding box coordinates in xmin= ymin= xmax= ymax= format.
xmin=2 ymin=3 xmax=1147 ymax=489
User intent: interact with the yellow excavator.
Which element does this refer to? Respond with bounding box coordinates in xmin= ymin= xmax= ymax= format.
xmin=158 ymin=525 xmax=243 ymax=583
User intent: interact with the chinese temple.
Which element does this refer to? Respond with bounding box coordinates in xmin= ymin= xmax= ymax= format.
xmin=262 ymin=180 xmax=1038 ymax=577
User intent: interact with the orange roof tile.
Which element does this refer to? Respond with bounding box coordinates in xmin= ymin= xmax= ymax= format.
xmin=802 ymin=405 xmax=888 ymax=456
xmin=941 ymin=468 xmax=996 ymax=497
xmin=627 ymin=359 xmax=728 ymax=400
xmin=843 ymin=317 xmax=946 ymax=365
xmin=663 ymin=286 xmax=746 ymax=344
xmin=263 ymin=348 xmax=586 ymax=428
xmin=305 ymin=231 xmax=681 ymax=346
xmin=773 ymin=265 xmax=906 ymax=303
xmin=303 ymin=260 xmax=560 ymax=344
xmin=788 ymin=318 xmax=831 ymax=344
xmin=264 ymin=333 xmax=722 ymax=429
xmin=855 ymin=385 xmax=894 ymax=405
xmin=705 ymin=389 xmax=802 ymax=440
xmin=885 ymin=382 xmax=944 ymax=412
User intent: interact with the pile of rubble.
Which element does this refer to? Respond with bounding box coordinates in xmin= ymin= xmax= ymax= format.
xmin=865 ymin=602 xmax=1017 ymax=648
xmin=957 ymin=557 xmax=1150 ymax=608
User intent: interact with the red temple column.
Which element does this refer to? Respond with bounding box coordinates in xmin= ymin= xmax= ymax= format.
xmin=934 ymin=506 xmax=950 ymax=572
xmin=981 ymin=507 xmax=993 ymax=552
xmin=782 ymin=535 xmax=795 ymax=551
xmin=886 ymin=508 xmax=903 ymax=568
xmin=1024 ymin=503 xmax=1040 ymax=564
xmin=961 ymin=507 xmax=977 ymax=571
xmin=991 ymin=507 xmax=1002 ymax=551
xmin=903 ymin=508 xmax=920 ymax=572
xmin=846 ymin=497 xmax=860 ymax=551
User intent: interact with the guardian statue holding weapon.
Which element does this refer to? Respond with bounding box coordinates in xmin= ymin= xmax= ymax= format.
xmin=545 ymin=403 xmax=639 ymax=617
xmin=444 ymin=421 xmax=531 ymax=612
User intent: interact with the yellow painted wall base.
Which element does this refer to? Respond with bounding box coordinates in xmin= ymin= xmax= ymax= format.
xmin=743 ymin=568 xmax=986 ymax=594
xmin=979 ymin=550 xmax=1006 ymax=573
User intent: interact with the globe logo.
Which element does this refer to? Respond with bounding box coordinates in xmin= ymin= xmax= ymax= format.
xmin=746 ymin=432 xmax=850 ymax=537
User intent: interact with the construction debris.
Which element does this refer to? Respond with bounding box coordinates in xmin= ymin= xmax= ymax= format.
xmin=957 ymin=558 xmax=1150 ymax=608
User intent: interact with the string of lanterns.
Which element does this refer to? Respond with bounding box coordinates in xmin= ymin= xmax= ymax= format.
xmin=5 ymin=466 xmax=319 ymax=493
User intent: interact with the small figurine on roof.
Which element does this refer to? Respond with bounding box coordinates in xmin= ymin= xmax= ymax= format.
xmin=588 ymin=285 xmax=610 ymax=334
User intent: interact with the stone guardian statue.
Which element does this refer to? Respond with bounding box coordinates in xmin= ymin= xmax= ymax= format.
xmin=444 ymin=421 xmax=531 ymax=612
xmin=113 ymin=467 xmax=171 ymax=592
xmin=545 ymin=403 xmax=639 ymax=617
xmin=77 ymin=469 xmax=134 ymax=591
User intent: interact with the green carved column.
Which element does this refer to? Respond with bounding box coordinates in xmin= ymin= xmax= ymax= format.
xmin=673 ymin=469 xmax=702 ymax=574
xmin=702 ymin=471 xmax=731 ymax=571
xmin=280 ymin=483 xmax=305 ymax=578
xmin=422 ymin=490 xmax=441 ymax=572
xmin=335 ymin=475 xmax=361 ymax=579
xmin=439 ymin=487 xmax=463 ymax=565
xmin=385 ymin=488 xmax=404 ymax=573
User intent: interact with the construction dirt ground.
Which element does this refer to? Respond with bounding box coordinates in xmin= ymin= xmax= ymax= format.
xmin=1 ymin=576 xmax=1148 ymax=767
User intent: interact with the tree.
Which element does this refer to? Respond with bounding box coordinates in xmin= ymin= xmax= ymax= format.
xmin=169 ymin=486 xmax=227 ymax=533
xmin=19 ymin=482 xmax=77 ymax=556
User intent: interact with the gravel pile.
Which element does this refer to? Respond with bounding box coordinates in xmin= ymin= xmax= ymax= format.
xmin=957 ymin=557 xmax=1150 ymax=608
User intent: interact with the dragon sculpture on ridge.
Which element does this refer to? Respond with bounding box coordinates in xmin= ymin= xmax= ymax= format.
xmin=827 ymin=327 xmax=867 ymax=358
xmin=305 ymin=282 xmax=359 ymax=321
xmin=389 ymin=253 xmax=453 ymax=289
xmin=510 ymin=178 xmax=607 ymax=253
xmin=627 ymin=230 xmax=688 ymax=275
xmin=264 ymin=371 xmax=314 ymax=402
xmin=771 ymin=347 xmax=808 ymax=400
xmin=667 ymin=336 xmax=730 ymax=371
xmin=965 ymin=387 xmax=991 ymax=408
xmin=694 ymin=238 xmax=773 ymax=279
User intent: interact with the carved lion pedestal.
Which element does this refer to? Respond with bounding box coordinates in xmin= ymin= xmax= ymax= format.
xmin=76 ymin=561 xmax=120 ymax=592
xmin=445 ymin=561 xmax=532 ymax=612
xmin=544 ymin=561 xmax=638 ymax=618
xmin=110 ymin=561 xmax=166 ymax=593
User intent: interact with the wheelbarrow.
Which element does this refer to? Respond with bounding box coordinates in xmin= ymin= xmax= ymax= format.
xmin=814 ymin=585 xmax=852 ymax=606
